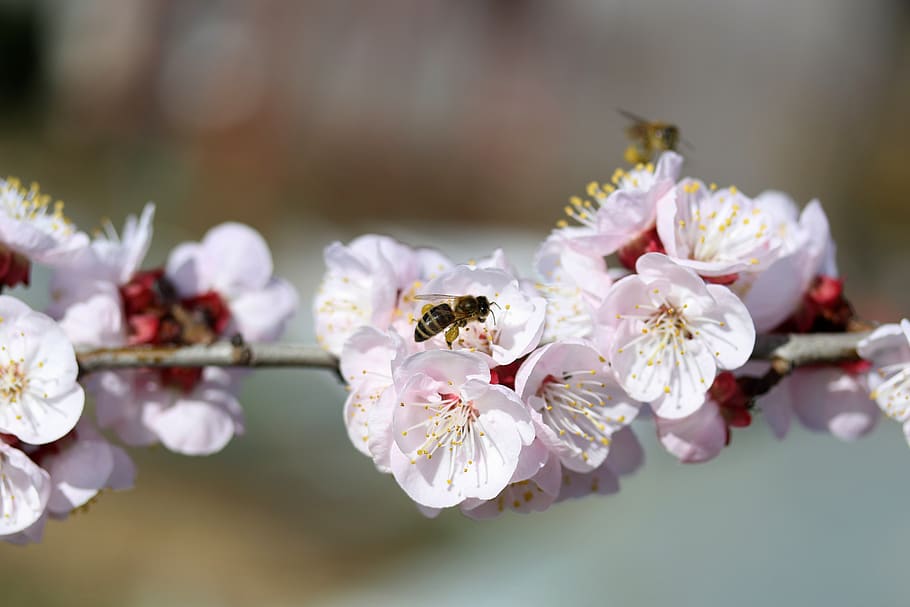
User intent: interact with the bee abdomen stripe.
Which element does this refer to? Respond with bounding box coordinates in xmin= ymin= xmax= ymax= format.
xmin=414 ymin=305 xmax=455 ymax=342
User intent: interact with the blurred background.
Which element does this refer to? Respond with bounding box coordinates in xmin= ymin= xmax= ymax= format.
xmin=2 ymin=0 xmax=909 ymax=605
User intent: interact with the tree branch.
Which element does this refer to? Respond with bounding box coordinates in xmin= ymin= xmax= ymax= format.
xmin=77 ymin=342 xmax=338 ymax=374
xmin=76 ymin=331 xmax=873 ymax=376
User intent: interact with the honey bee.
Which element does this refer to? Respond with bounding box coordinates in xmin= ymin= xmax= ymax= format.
xmin=618 ymin=109 xmax=684 ymax=164
xmin=413 ymin=294 xmax=498 ymax=347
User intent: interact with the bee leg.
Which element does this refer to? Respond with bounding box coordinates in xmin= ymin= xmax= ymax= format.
xmin=421 ymin=304 xmax=434 ymax=315
xmin=445 ymin=325 xmax=460 ymax=348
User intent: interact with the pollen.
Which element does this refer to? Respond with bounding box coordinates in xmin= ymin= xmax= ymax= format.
xmin=0 ymin=361 xmax=29 ymax=403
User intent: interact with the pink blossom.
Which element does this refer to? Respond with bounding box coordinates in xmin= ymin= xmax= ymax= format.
xmin=0 ymin=178 xmax=89 ymax=289
xmin=0 ymin=442 xmax=50 ymax=538
xmin=314 ymin=235 xmax=452 ymax=355
xmin=460 ymin=440 xmax=561 ymax=519
xmin=167 ymin=222 xmax=298 ymax=342
xmin=858 ymin=320 xmax=910 ymax=441
xmin=50 ymin=204 xmax=156 ymax=348
xmin=595 ymin=253 xmax=755 ymax=419
xmin=92 ymin=367 xmax=245 ymax=455
xmin=26 ymin=421 xmax=135 ymax=522
xmin=533 ymin=233 xmax=612 ymax=342
xmin=558 ymin=152 xmax=683 ymax=258
xmin=656 ymin=181 xmax=779 ymax=279
xmin=556 ymin=426 xmax=645 ymax=502
xmin=0 ymin=296 xmax=84 ymax=445
xmin=514 ymin=340 xmax=640 ymax=471
xmin=789 ymin=367 xmax=878 ymax=440
xmin=67 ymin=222 xmax=295 ymax=455
xmin=751 ymin=362 xmax=878 ymax=442
xmin=339 ymin=326 xmax=407 ymax=471
xmin=1 ymin=421 xmax=135 ymax=543
xmin=656 ymin=400 xmax=727 ymax=463
xmin=656 ymin=369 xmax=761 ymax=463
xmin=474 ymin=248 xmax=519 ymax=275
xmin=413 ymin=266 xmax=546 ymax=366
xmin=733 ymin=194 xmax=838 ymax=332
xmin=389 ymin=350 xmax=536 ymax=509
xmin=2 ymin=513 xmax=47 ymax=545
xmin=62 ymin=203 xmax=155 ymax=287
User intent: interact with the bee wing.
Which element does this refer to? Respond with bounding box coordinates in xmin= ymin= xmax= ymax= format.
xmin=412 ymin=294 xmax=458 ymax=302
xmin=616 ymin=108 xmax=651 ymax=124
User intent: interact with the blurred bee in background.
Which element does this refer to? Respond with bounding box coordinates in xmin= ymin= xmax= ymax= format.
xmin=618 ymin=109 xmax=687 ymax=164
xmin=414 ymin=294 xmax=498 ymax=347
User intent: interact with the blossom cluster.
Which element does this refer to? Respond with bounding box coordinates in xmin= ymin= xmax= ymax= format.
xmin=0 ymin=146 xmax=903 ymax=541
xmin=315 ymin=151 xmax=891 ymax=517
xmin=0 ymin=178 xmax=298 ymax=543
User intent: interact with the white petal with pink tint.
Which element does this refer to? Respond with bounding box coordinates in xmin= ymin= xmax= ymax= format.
xmin=389 ymin=350 xmax=534 ymax=508
xmin=165 ymin=222 xmax=297 ymax=347
xmin=340 ymin=327 xmax=406 ymax=464
xmin=460 ymin=441 xmax=560 ymax=519
xmin=657 ymin=180 xmax=779 ymax=277
xmin=596 ymin=254 xmax=755 ymax=419
xmin=53 ymin=281 xmax=125 ymax=348
xmin=91 ymin=367 xmax=244 ymax=455
xmin=534 ymin=233 xmax=611 ymax=342
xmin=44 ymin=429 xmax=124 ymax=516
xmin=789 ymin=367 xmax=878 ymax=441
xmin=147 ymin=382 xmax=245 ymax=456
xmin=314 ymin=239 xmax=401 ymax=355
xmin=859 ymin=320 xmax=910 ymax=422
xmin=167 ymin=222 xmax=273 ymax=298
xmin=656 ymin=401 xmax=727 ymax=463
xmin=0 ymin=443 xmax=50 ymax=536
xmin=559 ymin=152 xmax=682 ymax=257
xmin=229 ymin=277 xmax=299 ymax=342
xmin=0 ymin=296 xmax=84 ymax=444
xmin=0 ymin=178 xmax=89 ymax=265
xmin=515 ymin=340 xmax=640 ymax=471
xmin=554 ymin=427 xmax=643 ymax=502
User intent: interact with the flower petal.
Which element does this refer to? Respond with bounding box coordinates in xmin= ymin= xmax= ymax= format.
xmin=146 ymin=386 xmax=244 ymax=456
xmin=0 ymin=444 xmax=50 ymax=536
xmin=656 ymin=400 xmax=727 ymax=463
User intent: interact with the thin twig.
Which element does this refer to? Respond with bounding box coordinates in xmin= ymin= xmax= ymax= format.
xmin=76 ymin=331 xmax=873 ymax=376
xmin=77 ymin=342 xmax=338 ymax=374
xmin=749 ymin=330 xmax=870 ymax=374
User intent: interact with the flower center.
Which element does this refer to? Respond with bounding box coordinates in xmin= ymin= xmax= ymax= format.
xmin=538 ymin=372 xmax=619 ymax=456
xmin=871 ymin=363 xmax=910 ymax=419
xmin=403 ymin=392 xmax=492 ymax=486
xmin=119 ymin=268 xmax=232 ymax=392
xmin=676 ymin=184 xmax=768 ymax=266
xmin=450 ymin=321 xmax=498 ymax=354
xmin=537 ymin=282 xmax=592 ymax=340
xmin=616 ymin=299 xmax=725 ymax=394
xmin=411 ymin=393 xmax=478 ymax=458
xmin=0 ymin=362 xmax=27 ymax=403
xmin=643 ymin=303 xmax=695 ymax=339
